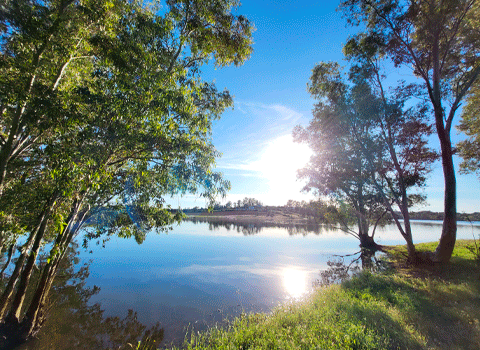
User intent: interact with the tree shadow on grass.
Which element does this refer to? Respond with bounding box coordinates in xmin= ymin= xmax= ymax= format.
xmin=341 ymin=270 xmax=480 ymax=350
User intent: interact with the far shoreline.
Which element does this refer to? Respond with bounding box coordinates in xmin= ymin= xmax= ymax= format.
xmin=185 ymin=208 xmax=480 ymax=226
xmin=185 ymin=209 xmax=315 ymax=226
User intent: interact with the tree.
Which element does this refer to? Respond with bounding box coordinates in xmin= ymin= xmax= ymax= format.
xmin=339 ymin=0 xmax=480 ymax=262
xmin=0 ymin=0 xmax=253 ymax=346
xmin=458 ymin=82 xmax=480 ymax=177
xmin=241 ymin=197 xmax=262 ymax=208
xmin=294 ymin=61 xmax=436 ymax=256
xmin=294 ymin=112 xmax=387 ymax=249
xmin=343 ymin=37 xmax=438 ymax=259
xmin=294 ymin=63 xmax=387 ymax=248
xmin=286 ymin=200 xmax=300 ymax=208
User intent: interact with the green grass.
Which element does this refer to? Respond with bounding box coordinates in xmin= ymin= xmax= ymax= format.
xmin=172 ymin=240 xmax=480 ymax=350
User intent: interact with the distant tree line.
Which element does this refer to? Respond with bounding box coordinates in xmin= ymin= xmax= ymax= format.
xmin=184 ymin=197 xmax=264 ymax=212
xmin=397 ymin=211 xmax=480 ymax=223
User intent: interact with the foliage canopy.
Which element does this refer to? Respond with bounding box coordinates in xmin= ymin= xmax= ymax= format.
xmin=339 ymin=0 xmax=480 ymax=262
xmin=0 ymin=0 xmax=253 ymax=346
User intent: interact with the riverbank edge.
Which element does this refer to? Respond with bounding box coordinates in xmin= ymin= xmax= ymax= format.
xmin=171 ymin=240 xmax=480 ymax=349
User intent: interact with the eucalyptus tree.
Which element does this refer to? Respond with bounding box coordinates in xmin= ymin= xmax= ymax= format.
xmin=294 ymin=62 xmax=388 ymax=249
xmin=339 ymin=0 xmax=480 ymax=262
xmin=294 ymin=61 xmax=436 ymax=257
xmin=0 ymin=0 xmax=253 ymax=346
xmin=458 ymin=82 xmax=480 ymax=178
xmin=241 ymin=197 xmax=263 ymax=208
xmin=344 ymin=36 xmax=438 ymax=259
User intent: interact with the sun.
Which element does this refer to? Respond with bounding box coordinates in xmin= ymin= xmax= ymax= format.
xmin=282 ymin=267 xmax=308 ymax=298
xmin=254 ymin=134 xmax=312 ymax=202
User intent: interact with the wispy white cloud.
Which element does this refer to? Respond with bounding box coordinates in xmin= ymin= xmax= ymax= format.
xmin=270 ymin=104 xmax=304 ymax=121
xmin=178 ymin=263 xmax=279 ymax=278
xmin=165 ymin=102 xmax=315 ymax=207
xmin=217 ymin=162 xmax=259 ymax=172
xmin=217 ymin=101 xmax=309 ymax=171
xmin=218 ymin=102 xmax=307 ymax=153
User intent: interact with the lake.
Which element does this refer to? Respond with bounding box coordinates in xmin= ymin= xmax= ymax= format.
xmin=26 ymin=219 xmax=480 ymax=348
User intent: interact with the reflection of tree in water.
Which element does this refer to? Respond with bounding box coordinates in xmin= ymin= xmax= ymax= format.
xmin=205 ymin=220 xmax=262 ymax=235
xmin=314 ymin=249 xmax=391 ymax=287
xmin=286 ymin=225 xmax=327 ymax=236
xmin=15 ymin=244 xmax=163 ymax=350
xmin=187 ymin=217 xmax=337 ymax=236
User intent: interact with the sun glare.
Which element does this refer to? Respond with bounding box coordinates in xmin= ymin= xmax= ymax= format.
xmin=282 ymin=267 xmax=308 ymax=299
xmin=254 ymin=135 xmax=312 ymax=203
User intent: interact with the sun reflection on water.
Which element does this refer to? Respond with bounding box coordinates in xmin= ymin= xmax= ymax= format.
xmin=282 ymin=268 xmax=308 ymax=299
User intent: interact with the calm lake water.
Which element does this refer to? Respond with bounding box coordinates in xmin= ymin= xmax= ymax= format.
xmin=28 ymin=219 xmax=480 ymax=348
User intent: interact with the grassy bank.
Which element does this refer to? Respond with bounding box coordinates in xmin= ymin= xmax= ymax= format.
xmin=174 ymin=240 xmax=480 ymax=349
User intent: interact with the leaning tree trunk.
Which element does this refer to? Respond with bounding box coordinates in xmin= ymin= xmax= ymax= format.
xmin=17 ymin=199 xmax=88 ymax=343
xmin=433 ymin=108 xmax=457 ymax=263
xmin=20 ymin=255 xmax=58 ymax=340
xmin=0 ymin=242 xmax=15 ymax=279
xmin=4 ymin=214 xmax=49 ymax=323
xmin=430 ymin=29 xmax=457 ymax=263
xmin=21 ymin=218 xmax=81 ymax=339
xmin=435 ymin=140 xmax=457 ymax=262
xmin=0 ymin=195 xmax=55 ymax=320
xmin=0 ymin=227 xmax=40 ymax=320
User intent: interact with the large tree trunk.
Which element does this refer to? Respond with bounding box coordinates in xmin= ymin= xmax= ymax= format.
xmin=399 ymin=190 xmax=416 ymax=261
xmin=0 ymin=242 xmax=15 ymax=279
xmin=0 ymin=196 xmax=55 ymax=320
xmin=9 ymin=199 xmax=88 ymax=344
xmin=434 ymin=138 xmax=457 ymax=262
xmin=359 ymin=233 xmax=379 ymax=250
xmin=433 ymin=105 xmax=457 ymax=263
xmin=21 ymin=225 xmax=78 ymax=340
xmin=5 ymin=215 xmax=49 ymax=323
xmin=0 ymin=253 xmax=27 ymax=320
xmin=430 ymin=25 xmax=457 ymax=263
xmin=20 ymin=258 xmax=57 ymax=340
xmin=0 ymin=231 xmax=38 ymax=320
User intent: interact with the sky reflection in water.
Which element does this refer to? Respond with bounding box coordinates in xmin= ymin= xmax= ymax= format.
xmin=78 ymin=219 xmax=480 ymax=346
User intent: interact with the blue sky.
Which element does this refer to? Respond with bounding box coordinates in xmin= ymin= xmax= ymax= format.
xmin=171 ymin=0 xmax=480 ymax=212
